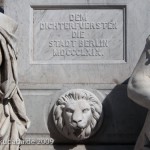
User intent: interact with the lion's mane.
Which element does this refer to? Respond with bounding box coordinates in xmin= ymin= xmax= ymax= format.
xmin=53 ymin=89 xmax=103 ymax=140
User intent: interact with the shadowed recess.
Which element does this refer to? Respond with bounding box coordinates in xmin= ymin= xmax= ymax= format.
xmin=0 ymin=7 xmax=4 ymax=13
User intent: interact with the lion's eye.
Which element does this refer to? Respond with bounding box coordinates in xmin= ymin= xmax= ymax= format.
xmin=65 ymin=108 xmax=74 ymax=113
xmin=82 ymin=108 xmax=89 ymax=113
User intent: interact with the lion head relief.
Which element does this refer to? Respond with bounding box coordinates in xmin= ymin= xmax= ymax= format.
xmin=53 ymin=89 xmax=103 ymax=140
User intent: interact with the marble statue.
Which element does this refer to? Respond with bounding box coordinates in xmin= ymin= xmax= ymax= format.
xmin=0 ymin=13 xmax=30 ymax=150
xmin=128 ymin=35 xmax=150 ymax=150
xmin=53 ymin=89 xmax=103 ymax=140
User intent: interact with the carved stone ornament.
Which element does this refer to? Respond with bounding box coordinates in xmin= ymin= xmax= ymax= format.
xmin=53 ymin=89 xmax=103 ymax=140
xmin=128 ymin=36 xmax=150 ymax=150
xmin=0 ymin=13 xmax=30 ymax=150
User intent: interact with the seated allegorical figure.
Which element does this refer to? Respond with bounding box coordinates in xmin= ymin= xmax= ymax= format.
xmin=128 ymin=35 xmax=150 ymax=150
xmin=0 ymin=13 xmax=30 ymax=150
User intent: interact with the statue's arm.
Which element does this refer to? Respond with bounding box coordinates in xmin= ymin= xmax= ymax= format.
xmin=128 ymin=37 xmax=150 ymax=109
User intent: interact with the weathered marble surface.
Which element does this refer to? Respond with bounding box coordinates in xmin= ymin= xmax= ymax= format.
xmin=0 ymin=13 xmax=30 ymax=150
xmin=33 ymin=8 xmax=123 ymax=64
xmin=128 ymin=36 xmax=150 ymax=150
xmin=2 ymin=0 xmax=150 ymax=149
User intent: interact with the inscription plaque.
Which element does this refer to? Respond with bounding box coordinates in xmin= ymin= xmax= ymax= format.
xmin=32 ymin=6 xmax=126 ymax=64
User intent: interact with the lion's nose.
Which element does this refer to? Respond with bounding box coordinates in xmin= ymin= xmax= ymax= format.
xmin=72 ymin=111 xmax=82 ymax=123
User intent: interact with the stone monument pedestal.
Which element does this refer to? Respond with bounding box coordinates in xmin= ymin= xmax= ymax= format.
xmin=1 ymin=0 xmax=150 ymax=149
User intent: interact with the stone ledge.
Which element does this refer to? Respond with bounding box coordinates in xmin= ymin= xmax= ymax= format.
xmin=21 ymin=145 xmax=134 ymax=150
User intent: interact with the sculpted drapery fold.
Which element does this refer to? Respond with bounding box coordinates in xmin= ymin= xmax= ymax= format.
xmin=0 ymin=13 xmax=30 ymax=150
xmin=127 ymin=36 xmax=150 ymax=150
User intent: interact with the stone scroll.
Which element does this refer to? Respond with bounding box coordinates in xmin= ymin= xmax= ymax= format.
xmin=0 ymin=13 xmax=30 ymax=150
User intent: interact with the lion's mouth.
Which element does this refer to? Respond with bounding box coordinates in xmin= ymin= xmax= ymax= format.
xmin=71 ymin=123 xmax=85 ymax=130
xmin=73 ymin=128 xmax=83 ymax=136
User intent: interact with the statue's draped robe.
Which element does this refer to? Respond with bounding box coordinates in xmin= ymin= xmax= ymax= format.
xmin=0 ymin=26 xmax=30 ymax=150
